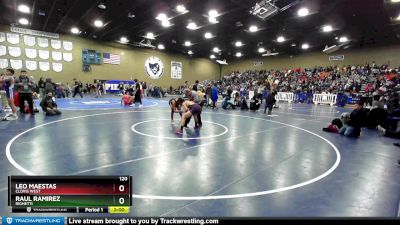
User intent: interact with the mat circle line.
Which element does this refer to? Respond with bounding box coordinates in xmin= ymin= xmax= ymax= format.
xmin=5 ymin=110 xmax=341 ymax=200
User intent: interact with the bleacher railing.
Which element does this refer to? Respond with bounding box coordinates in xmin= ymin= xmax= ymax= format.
xmin=313 ymin=94 xmax=337 ymax=106
xmin=275 ymin=92 xmax=294 ymax=103
xmin=225 ymin=90 xmax=362 ymax=106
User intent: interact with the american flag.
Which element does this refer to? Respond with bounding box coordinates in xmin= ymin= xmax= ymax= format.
xmin=103 ymin=53 xmax=120 ymax=65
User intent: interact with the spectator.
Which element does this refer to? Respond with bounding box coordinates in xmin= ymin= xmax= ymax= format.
xmin=38 ymin=77 xmax=45 ymax=98
xmin=44 ymin=78 xmax=54 ymax=97
xmin=378 ymin=125 xmax=400 ymax=139
xmin=0 ymin=69 xmax=18 ymax=120
xmin=205 ymin=84 xmax=211 ymax=107
xmin=0 ymin=73 xmax=8 ymax=113
xmin=65 ymin=82 xmax=72 ymax=98
xmin=14 ymin=70 xmax=34 ymax=115
xmin=339 ymin=102 xmax=368 ymax=137
xmin=40 ymin=92 xmax=61 ymax=116
xmin=73 ymin=80 xmax=83 ymax=98
xmin=211 ymin=83 xmax=219 ymax=109
xmin=371 ymin=95 xmax=384 ymax=109
xmin=250 ymin=96 xmax=260 ymax=111
xmin=118 ymin=82 xmax=124 ymax=95
xmin=193 ymin=80 xmax=199 ymax=91
xmin=264 ymin=91 xmax=276 ymax=115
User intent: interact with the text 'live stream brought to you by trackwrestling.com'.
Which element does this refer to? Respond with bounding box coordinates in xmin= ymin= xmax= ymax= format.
xmin=67 ymin=218 xmax=219 ymax=225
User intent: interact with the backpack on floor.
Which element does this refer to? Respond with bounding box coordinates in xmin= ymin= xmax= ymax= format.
xmin=332 ymin=118 xmax=343 ymax=129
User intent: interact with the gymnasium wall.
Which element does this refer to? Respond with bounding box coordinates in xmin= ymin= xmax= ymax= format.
xmin=0 ymin=25 xmax=220 ymax=87
xmin=222 ymin=45 xmax=400 ymax=74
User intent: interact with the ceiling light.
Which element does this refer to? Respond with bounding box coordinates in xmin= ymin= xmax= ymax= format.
xmin=120 ymin=37 xmax=128 ymax=43
xmin=210 ymin=54 xmax=216 ymax=59
xmin=213 ymin=47 xmax=219 ymax=53
xmin=156 ymin=13 xmax=167 ymax=21
xmin=249 ymin=25 xmax=258 ymax=32
xmin=187 ymin=22 xmax=198 ymax=30
xmin=188 ymin=50 xmax=193 ymax=55
xmin=18 ymin=4 xmax=30 ymax=13
xmin=236 ymin=52 xmax=242 ymax=57
xmin=161 ymin=20 xmax=171 ymax=27
xmin=157 ymin=44 xmax=165 ymax=50
xmin=208 ymin=9 xmax=218 ymax=18
xmin=184 ymin=41 xmax=191 ymax=47
xmin=235 ymin=41 xmax=242 ymax=47
xmin=70 ymin=27 xmax=80 ymax=34
xmin=97 ymin=1 xmax=107 ymax=10
xmin=301 ymin=43 xmax=309 ymax=49
xmin=277 ymin=36 xmax=285 ymax=42
xmin=391 ymin=0 xmax=400 ymax=2
xmin=216 ymin=59 xmax=228 ymax=65
xmin=18 ymin=18 xmax=29 ymax=25
xmin=209 ymin=17 xmax=218 ymax=23
xmin=146 ymin=32 xmax=155 ymax=39
xmin=339 ymin=36 xmax=348 ymax=43
xmin=322 ymin=25 xmax=333 ymax=32
xmin=176 ymin=5 xmax=186 ymax=13
xmin=204 ymin=32 xmax=212 ymax=39
xmin=263 ymin=52 xmax=279 ymax=56
xmin=258 ymin=47 xmax=265 ymax=53
xmin=297 ymin=7 xmax=309 ymax=17
xmin=291 ymin=43 xmax=296 ymax=47
xmin=94 ymin=20 xmax=103 ymax=27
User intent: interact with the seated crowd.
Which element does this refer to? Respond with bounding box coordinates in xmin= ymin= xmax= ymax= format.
xmin=195 ymin=63 xmax=400 ymax=144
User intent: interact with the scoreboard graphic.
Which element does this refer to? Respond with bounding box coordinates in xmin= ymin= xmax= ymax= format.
xmin=8 ymin=176 xmax=132 ymax=213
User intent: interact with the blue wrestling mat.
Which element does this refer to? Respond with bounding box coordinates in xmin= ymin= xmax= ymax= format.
xmin=33 ymin=97 xmax=168 ymax=110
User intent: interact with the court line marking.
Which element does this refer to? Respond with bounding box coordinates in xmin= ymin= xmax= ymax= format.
xmin=5 ymin=110 xmax=154 ymax=175
xmin=1 ymin=113 xmax=288 ymax=191
xmin=289 ymin=107 xmax=340 ymax=114
xmin=70 ymin=124 xmax=291 ymax=175
xmin=61 ymin=101 xmax=159 ymax=110
xmin=397 ymin=199 xmax=400 ymax=217
xmin=69 ymin=101 xmax=120 ymax=105
xmin=131 ymin=119 xmax=228 ymax=140
xmin=39 ymin=98 xmax=160 ymax=110
xmin=160 ymin=150 xmax=301 ymax=216
xmin=274 ymin=110 xmax=337 ymax=119
xmin=6 ymin=111 xmax=340 ymax=200
xmin=133 ymin=112 xmax=341 ymax=200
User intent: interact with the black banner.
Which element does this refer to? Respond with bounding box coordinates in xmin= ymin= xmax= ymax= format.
xmin=66 ymin=217 xmax=400 ymax=225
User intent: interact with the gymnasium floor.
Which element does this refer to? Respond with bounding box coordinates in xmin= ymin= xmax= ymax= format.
xmin=0 ymin=96 xmax=399 ymax=217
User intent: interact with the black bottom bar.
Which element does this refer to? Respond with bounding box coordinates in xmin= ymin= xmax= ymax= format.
xmin=65 ymin=218 xmax=400 ymax=225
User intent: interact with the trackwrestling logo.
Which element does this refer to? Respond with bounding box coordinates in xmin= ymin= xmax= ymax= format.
xmin=2 ymin=217 xmax=64 ymax=225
